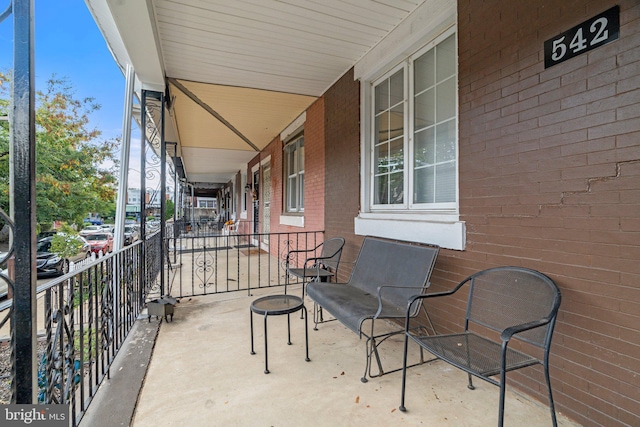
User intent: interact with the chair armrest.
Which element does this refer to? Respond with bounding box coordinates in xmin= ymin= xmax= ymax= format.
xmin=500 ymin=318 xmax=552 ymax=342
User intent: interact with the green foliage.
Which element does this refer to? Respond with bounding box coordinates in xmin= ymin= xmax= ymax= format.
xmin=0 ymin=72 xmax=119 ymax=224
xmin=50 ymin=223 xmax=83 ymax=259
xmin=165 ymin=199 xmax=175 ymax=220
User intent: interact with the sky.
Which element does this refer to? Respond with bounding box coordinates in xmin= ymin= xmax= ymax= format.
xmin=0 ymin=1 xmax=158 ymax=189
xmin=0 ymin=1 xmax=125 ymax=140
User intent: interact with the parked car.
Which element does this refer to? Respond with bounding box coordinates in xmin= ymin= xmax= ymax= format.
xmin=36 ymin=235 xmax=91 ymax=278
xmin=124 ymin=225 xmax=139 ymax=245
xmin=84 ymin=232 xmax=114 ymax=254
xmin=100 ymin=224 xmax=115 ymax=233
xmin=37 ymin=230 xmax=58 ymax=239
xmin=79 ymin=225 xmax=103 ymax=237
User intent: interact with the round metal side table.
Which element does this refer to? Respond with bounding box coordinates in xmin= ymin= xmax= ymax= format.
xmin=250 ymin=294 xmax=310 ymax=374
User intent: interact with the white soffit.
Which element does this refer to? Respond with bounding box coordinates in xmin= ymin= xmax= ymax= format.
xmin=87 ymin=0 xmax=428 ymax=183
xmin=181 ymin=147 xmax=257 ymax=182
xmin=153 ymin=0 xmax=425 ymax=96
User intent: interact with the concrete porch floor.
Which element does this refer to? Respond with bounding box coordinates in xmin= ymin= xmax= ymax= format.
xmin=120 ymin=285 xmax=578 ymax=427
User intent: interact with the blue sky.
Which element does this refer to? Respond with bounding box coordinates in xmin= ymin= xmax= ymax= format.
xmin=0 ymin=1 xmax=125 ymax=141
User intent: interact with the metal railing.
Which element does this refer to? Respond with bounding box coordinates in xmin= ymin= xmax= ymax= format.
xmin=166 ymin=230 xmax=325 ymax=297
xmin=0 ymin=232 xmax=162 ymax=426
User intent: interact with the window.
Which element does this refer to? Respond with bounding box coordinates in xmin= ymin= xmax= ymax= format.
xmin=284 ymin=134 xmax=304 ymax=213
xmin=355 ymin=23 xmax=465 ymax=251
xmin=372 ymin=32 xmax=457 ymax=210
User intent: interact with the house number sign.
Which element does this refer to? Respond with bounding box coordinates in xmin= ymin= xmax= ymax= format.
xmin=544 ymin=6 xmax=619 ymax=68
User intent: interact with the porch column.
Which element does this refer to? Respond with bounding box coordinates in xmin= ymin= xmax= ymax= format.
xmin=159 ymin=91 xmax=166 ymax=296
xmin=139 ymin=90 xmax=147 ymax=307
xmin=114 ymin=64 xmax=135 ymax=251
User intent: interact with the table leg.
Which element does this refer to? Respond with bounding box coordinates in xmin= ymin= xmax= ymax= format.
xmin=250 ymin=309 xmax=255 ymax=355
xmin=263 ymin=313 xmax=269 ymax=374
xmin=287 ymin=313 xmax=292 ymax=345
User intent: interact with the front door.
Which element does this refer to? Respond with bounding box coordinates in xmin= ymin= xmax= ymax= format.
xmin=261 ymin=164 xmax=271 ymax=244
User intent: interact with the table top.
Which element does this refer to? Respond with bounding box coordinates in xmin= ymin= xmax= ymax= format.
xmin=251 ymin=294 xmax=305 ymax=316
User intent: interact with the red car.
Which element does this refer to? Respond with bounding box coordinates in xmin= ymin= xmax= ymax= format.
xmin=84 ymin=232 xmax=114 ymax=254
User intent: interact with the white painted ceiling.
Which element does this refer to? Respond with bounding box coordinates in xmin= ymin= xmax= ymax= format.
xmin=86 ymin=0 xmax=426 ymax=187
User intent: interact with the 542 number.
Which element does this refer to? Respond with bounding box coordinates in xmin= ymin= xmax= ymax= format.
xmin=544 ymin=6 xmax=619 ymax=68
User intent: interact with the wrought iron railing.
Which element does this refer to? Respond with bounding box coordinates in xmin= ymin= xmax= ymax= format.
xmin=165 ymin=230 xmax=325 ymax=297
xmin=0 ymin=232 xmax=162 ymax=426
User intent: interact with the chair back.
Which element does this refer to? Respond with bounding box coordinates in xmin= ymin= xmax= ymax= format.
xmin=466 ymin=266 xmax=561 ymax=348
xmin=319 ymin=237 xmax=345 ymax=275
xmin=348 ymin=237 xmax=439 ymax=318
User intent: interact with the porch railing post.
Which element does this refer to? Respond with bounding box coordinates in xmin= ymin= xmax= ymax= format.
xmin=11 ymin=0 xmax=37 ymax=403
xmin=160 ymin=91 xmax=166 ymax=296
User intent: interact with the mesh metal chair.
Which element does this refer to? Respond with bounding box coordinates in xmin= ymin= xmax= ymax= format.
xmin=286 ymin=237 xmax=345 ymax=299
xmin=399 ymin=266 xmax=562 ymax=427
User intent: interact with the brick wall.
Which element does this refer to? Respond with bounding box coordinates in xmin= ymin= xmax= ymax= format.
xmin=251 ymin=98 xmax=326 ymax=260
xmin=449 ymin=1 xmax=640 ymax=425
xmin=323 ymin=69 xmax=362 ymax=281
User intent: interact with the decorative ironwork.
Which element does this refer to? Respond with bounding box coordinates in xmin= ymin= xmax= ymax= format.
xmin=0 ymin=2 xmax=11 ymax=24
xmin=0 ymin=238 xmax=157 ymax=424
xmin=195 ymin=248 xmax=215 ymax=290
xmin=0 ymin=211 xmax=15 ymax=333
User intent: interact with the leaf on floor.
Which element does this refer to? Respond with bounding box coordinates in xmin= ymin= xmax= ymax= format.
xmin=355 ymin=396 xmax=360 ymax=404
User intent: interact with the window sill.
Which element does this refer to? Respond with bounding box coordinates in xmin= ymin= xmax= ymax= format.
xmin=354 ymin=213 xmax=465 ymax=250
xmin=280 ymin=215 xmax=304 ymax=228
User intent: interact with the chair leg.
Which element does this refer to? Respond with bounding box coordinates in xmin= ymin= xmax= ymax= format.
xmin=399 ymin=332 xmax=411 ymax=412
xmin=361 ymin=336 xmax=371 ymax=383
xmin=544 ymin=358 xmax=558 ymax=427
xmin=467 ymin=373 xmax=475 ymax=390
xmin=303 ymin=305 xmax=310 ymax=362
xmin=498 ymin=369 xmax=506 ymax=427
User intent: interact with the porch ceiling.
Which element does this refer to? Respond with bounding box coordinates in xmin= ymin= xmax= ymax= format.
xmin=86 ymin=0 xmax=426 ymax=187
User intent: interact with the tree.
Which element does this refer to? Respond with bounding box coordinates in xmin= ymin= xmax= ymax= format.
xmin=0 ymin=72 xmax=119 ymax=227
xmin=165 ymin=199 xmax=174 ymax=220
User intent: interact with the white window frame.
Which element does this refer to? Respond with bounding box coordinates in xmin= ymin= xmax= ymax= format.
xmin=354 ymin=1 xmax=465 ymax=250
xmin=284 ymin=134 xmax=305 ymax=214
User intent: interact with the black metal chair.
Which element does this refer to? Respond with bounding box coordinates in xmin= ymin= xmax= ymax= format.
xmin=399 ymin=266 xmax=562 ymax=427
xmin=286 ymin=237 xmax=345 ymax=299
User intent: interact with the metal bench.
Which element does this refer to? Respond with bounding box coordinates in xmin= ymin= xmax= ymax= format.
xmin=399 ymin=266 xmax=562 ymax=427
xmin=306 ymin=236 xmax=439 ymax=382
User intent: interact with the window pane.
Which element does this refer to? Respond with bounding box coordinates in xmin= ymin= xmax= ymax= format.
xmin=414 ymin=127 xmax=435 ymax=167
xmin=414 ymin=166 xmax=434 ymax=204
xmin=298 ymin=143 xmax=304 ymax=172
xmin=435 ymin=119 xmax=456 ymax=162
xmin=375 ymin=174 xmax=388 ymax=205
xmin=288 ymin=176 xmax=297 ymax=209
xmin=414 ymin=88 xmax=435 ymax=131
xmin=389 ymin=171 xmax=404 ymax=204
xmin=389 ymin=138 xmax=404 ymax=172
xmin=436 ymin=34 xmax=456 ymax=82
xmin=376 ymin=111 xmax=390 ymax=144
xmin=435 ymin=162 xmax=456 ymax=202
xmin=299 ymin=173 xmax=304 ymax=208
xmin=375 ymin=142 xmax=389 ymax=174
xmin=389 ymin=104 xmax=404 ymax=140
xmin=436 ymin=77 xmax=456 ymax=122
xmin=389 ymin=70 xmax=404 ymax=107
xmin=414 ymin=49 xmax=435 ymax=93
xmin=375 ymin=81 xmax=389 ymax=113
